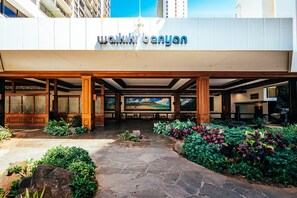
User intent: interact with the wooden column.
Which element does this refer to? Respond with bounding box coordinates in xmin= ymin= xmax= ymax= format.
xmin=221 ymin=92 xmax=231 ymax=120
xmin=196 ymin=76 xmax=210 ymax=124
xmin=174 ymin=92 xmax=181 ymax=120
xmin=11 ymin=80 xmax=16 ymax=93
xmin=289 ymin=79 xmax=297 ymax=123
xmin=53 ymin=79 xmax=58 ymax=120
xmin=45 ymin=79 xmax=50 ymax=122
xmin=82 ymin=76 xmax=95 ymax=130
xmin=0 ymin=78 xmax=5 ymax=126
xmin=115 ymin=92 xmax=121 ymax=121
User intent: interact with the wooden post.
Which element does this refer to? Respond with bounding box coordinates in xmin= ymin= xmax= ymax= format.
xmin=11 ymin=80 xmax=16 ymax=93
xmin=53 ymin=79 xmax=58 ymax=120
xmin=45 ymin=79 xmax=50 ymax=123
xmin=289 ymin=79 xmax=297 ymax=124
xmin=0 ymin=78 xmax=5 ymax=126
xmin=115 ymin=92 xmax=121 ymax=122
xmin=174 ymin=92 xmax=181 ymax=120
xmin=82 ymin=76 xmax=95 ymax=130
xmin=196 ymin=76 xmax=210 ymax=124
xmin=222 ymin=92 xmax=231 ymax=120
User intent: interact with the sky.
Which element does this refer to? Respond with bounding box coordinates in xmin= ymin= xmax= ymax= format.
xmin=110 ymin=0 xmax=236 ymax=18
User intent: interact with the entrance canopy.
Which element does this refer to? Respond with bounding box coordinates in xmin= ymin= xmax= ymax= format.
xmin=0 ymin=18 xmax=294 ymax=73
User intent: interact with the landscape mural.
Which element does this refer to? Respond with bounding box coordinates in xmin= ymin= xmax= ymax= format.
xmin=180 ymin=97 xmax=196 ymax=111
xmin=104 ymin=97 xmax=115 ymax=111
xmin=125 ymin=97 xmax=171 ymax=111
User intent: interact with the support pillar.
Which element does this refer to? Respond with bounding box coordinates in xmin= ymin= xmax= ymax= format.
xmin=82 ymin=76 xmax=95 ymax=130
xmin=174 ymin=92 xmax=181 ymax=120
xmin=222 ymin=92 xmax=231 ymax=120
xmin=289 ymin=79 xmax=297 ymax=123
xmin=11 ymin=80 xmax=16 ymax=93
xmin=0 ymin=78 xmax=5 ymax=126
xmin=53 ymin=79 xmax=58 ymax=120
xmin=45 ymin=79 xmax=50 ymax=123
xmin=115 ymin=92 xmax=121 ymax=121
xmin=196 ymin=76 xmax=210 ymax=124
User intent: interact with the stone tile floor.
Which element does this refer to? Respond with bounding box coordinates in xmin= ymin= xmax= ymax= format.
xmin=1 ymin=120 xmax=296 ymax=197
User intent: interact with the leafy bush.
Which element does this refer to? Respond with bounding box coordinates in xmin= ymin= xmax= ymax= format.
xmin=37 ymin=146 xmax=95 ymax=169
xmin=227 ymin=162 xmax=263 ymax=181
xmin=252 ymin=117 xmax=268 ymax=128
xmin=118 ymin=130 xmax=140 ymax=142
xmin=9 ymin=179 xmax=20 ymax=197
xmin=153 ymin=121 xmax=171 ymax=136
xmin=6 ymin=165 xmax=23 ymax=176
xmin=153 ymin=120 xmax=195 ymax=139
xmin=0 ymin=125 xmax=13 ymax=142
xmin=0 ymin=188 xmax=6 ymax=198
xmin=73 ymin=126 xmax=88 ymax=135
xmin=37 ymin=146 xmax=97 ymax=197
xmin=72 ymin=115 xmax=82 ymax=127
xmin=266 ymin=149 xmax=297 ymax=186
xmin=70 ymin=176 xmax=98 ymax=198
xmin=44 ymin=119 xmax=71 ymax=136
xmin=183 ymin=133 xmax=227 ymax=173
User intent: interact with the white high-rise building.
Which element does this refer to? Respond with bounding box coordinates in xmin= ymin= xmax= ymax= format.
xmin=157 ymin=0 xmax=188 ymax=18
xmin=0 ymin=0 xmax=110 ymax=18
xmin=236 ymin=0 xmax=295 ymax=18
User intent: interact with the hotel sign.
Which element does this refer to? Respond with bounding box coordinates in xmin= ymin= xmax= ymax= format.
xmin=97 ymin=33 xmax=187 ymax=47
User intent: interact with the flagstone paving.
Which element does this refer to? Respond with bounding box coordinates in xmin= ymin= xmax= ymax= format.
xmin=1 ymin=120 xmax=296 ymax=198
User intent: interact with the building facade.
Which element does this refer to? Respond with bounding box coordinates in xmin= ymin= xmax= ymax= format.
xmin=157 ymin=0 xmax=188 ymax=18
xmin=0 ymin=0 xmax=110 ymax=18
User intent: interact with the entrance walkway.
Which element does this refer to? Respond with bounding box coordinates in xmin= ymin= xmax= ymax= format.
xmin=0 ymin=120 xmax=296 ymax=197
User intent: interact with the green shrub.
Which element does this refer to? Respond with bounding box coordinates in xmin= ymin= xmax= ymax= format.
xmin=183 ymin=133 xmax=227 ymax=173
xmin=9 ymin=180 xmax=20 ymax=197
xmin=6 ymin=165 xmax=22 ymax=176
xmin=0 ymin=125 xmax=13 ymax=142
xmin=70 ymin=176 xmax=98 ymax=198
xmin=0 ymin=188 xmax=6 ymax=198
xmin=72 ymin=115 xmax=82 ymax=127
xmin=44 ymin=119 xmax=71 ymax=136
xmin=68 ymin=161 xmax=95 ymax=180
xmin=153 ymin=121 xmax=171 ymax=136
xmin=73 ymin=126 xmax=88 ymax=135
xmin=266 ymin=149 xmax=297 ymax=186
xmin=37 ymin=146 xmax=97 ymax=197
xmin=118 ymin=130 xmax=140 ymax=142
xmin=227 ymin=162 xmax=263 ymax=181
xmin=38 ymin=146 xmax=95 ymax=169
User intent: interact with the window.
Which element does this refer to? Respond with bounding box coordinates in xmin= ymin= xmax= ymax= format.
xmin=267 ymin=86 xmax=277 ymax=98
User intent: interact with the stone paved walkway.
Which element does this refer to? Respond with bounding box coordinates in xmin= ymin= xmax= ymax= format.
xmin=92 ymin=121 xmax=297 ymax=198
xmin=1 ymin=120 xmax=296 ymax=198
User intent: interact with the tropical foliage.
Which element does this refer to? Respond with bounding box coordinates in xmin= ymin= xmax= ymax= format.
xmin=44 ymin=119 xmax=88 ymax=136
xmin=154 ymin=120 xmax=297 ymax=186
xmin=0 ymin=125 xmax=13 ymax=142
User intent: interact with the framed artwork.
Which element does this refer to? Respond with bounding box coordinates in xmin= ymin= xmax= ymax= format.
xmin=124 ymin=97 xmax=171 ymax=111
xmin=180 ymin=97 xmax=196 ymax=111
xmin=104 ymin=97 xmax=115 ymax=111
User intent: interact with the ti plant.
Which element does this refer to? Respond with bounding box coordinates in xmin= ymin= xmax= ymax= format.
xmin=21 ymin=187 xmax=45 ymax=198
xmin=236 ymin=130 xmax=275 ymax=165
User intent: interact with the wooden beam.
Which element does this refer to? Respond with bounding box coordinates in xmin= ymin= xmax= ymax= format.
xmin=45 ymin=79 xmax=50 ymax=123
xmin=228 ymin=79 xmax=287 ymax=93
xmin=11 ymin=80 xmax=16 ymax=93
xmin=115 ymin=92 xmax=121 ymax=121
xmin=53 ymin=79 xmax=58 ymax=119
xmin=289 ymin=79 xmax=297 ymax=123
xmin=174 ymin=92 xmax=181 ymax=120
xmin=113 ymin=79 xmax=127 ymax=88
xmin=95 ymin=78 xmax=118 ymax=92
xmin=221 ymin=92 xmax=231 ymax=120
xmin=196 ymin=76 xmax=210 ymax=124
xmin=169 ymin=79 xmax=179 ymax=88
xmin=0 ymin=78 xmax=5 ymax=126
xmin=82 ymin=76 xmax=95 ymax=130
xmin=177 ymin=78 xmax=196 ymax=92
xmin=1 ymin=71 xmax=297 ymax=78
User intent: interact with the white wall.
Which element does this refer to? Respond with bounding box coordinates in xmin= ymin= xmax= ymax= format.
xmin=0 ymin=18 xmax=292 ymax=51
